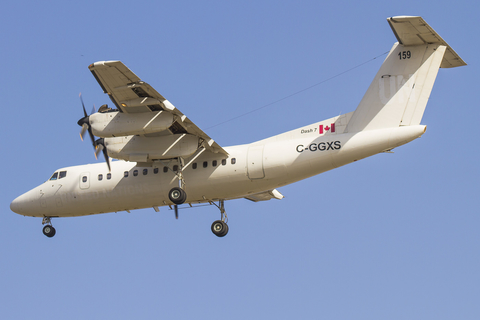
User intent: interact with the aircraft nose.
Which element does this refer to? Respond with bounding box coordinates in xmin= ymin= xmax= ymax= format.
xmin=10 ymin=194 xmax=24 ymax=214
xmin=10 ymin=191 xmax=37 ymax=216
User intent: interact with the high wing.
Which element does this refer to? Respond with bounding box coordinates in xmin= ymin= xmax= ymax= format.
xmin=88 ymin=61 xmax=227 ymax=156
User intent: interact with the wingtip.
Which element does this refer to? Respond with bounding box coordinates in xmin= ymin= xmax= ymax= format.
xmin=88 ymin=61 xmax=122 ymax=70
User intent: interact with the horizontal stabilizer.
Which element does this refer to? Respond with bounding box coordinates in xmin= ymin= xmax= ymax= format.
xmin=387 ymin=16 xmax=466 ymax=68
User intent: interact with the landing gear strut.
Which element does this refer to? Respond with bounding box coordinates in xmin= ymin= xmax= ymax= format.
xmin=211 ymin=200 xmax=229 ymax=237
xmin=42 ymin=217 xmax=56 ymax=238
xmin=165 ymin=157 xmax=188 ymax=219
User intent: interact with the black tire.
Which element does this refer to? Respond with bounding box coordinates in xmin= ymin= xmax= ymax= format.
xmin=221 ymin=223 xmax=229 ymax=237
xmin=43 ymin=225 xmax=56 ymax=238
xmin=168 ymin=187 xmax=186 ymax=205
xmin=211 ymin=220 xmax=228 ymax=237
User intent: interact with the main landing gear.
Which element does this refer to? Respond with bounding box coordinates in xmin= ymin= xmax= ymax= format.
xmin=168 ymin=187 xmax=187 ymax=205
xmin=211 ymin=200 xmax=229 ymax=237
xmin=168 ymin=187 xmax=187 ymax=219
xmin=164 ymin=157 xmax=189 ymax=219
xmin=211 ymin=220 xmax=228 ymax=237
xmin=163 ymin=157 xmax=229 ymax=237
xmin=42 ymin=217 xmax=56 ymax=238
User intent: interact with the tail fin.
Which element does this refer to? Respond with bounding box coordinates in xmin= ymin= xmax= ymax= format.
xmin=345 ymin=16 xmax=466 ymax=133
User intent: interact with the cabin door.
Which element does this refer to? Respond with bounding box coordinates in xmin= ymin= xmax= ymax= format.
xmin=247 ymin=145 xmax=265 ymax=180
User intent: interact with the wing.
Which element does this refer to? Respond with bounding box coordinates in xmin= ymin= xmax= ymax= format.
xmin=88 ymin=61 xmax=227 ymax=155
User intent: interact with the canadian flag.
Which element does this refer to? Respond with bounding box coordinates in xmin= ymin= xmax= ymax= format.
xmin=319 ymin=123 xmax=335 ymax=134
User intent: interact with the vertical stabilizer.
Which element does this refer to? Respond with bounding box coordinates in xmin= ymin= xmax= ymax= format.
xmin=345 ymin=16 xmax=466 ymax=133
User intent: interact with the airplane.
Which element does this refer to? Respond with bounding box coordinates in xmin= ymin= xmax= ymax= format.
xmin=10 ymin=16 xmax=466 ymax=238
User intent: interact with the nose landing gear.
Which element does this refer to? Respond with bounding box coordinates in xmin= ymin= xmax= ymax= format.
xmin=42 ymin=217 xmax=56 ymax=238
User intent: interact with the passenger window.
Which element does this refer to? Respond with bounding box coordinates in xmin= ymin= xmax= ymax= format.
xmin=107 ymin=173 xmax=112 ymax=180
xmin=173 ymin=165 xmax=178 ymax=172
xmin=133 ymin=170 xmax=138 ymax=176
xmin=59 ymin=171 xmax=67 ymax=179
xmin=124 ymin=171 xmax=129 ymax=178
xmin=231 ymin=158 xmax=236 ymax=165
xmin=222 ymin=159 xmax=226 ymax=166
xmin=203 ymin=161 xmax=208 ymax=168
xmin=49 ymin=172 xmax=58 ymax=180
xmin=82 ymin=176 xmax=87 ymax=183
xmin=212 ymin=160 xmax=217 ymax=167
xmin=192 ymin=163 xmax=197 ymax=169
xmin=163 ymin=167 xmax=168 ymax=173
xmin=143 ymin=169 xmax=148 ymax=175
xmin=98 ymin=174 xmax=103 ymax=181
xmin=154 ymin=168 xmax=159 ymax=174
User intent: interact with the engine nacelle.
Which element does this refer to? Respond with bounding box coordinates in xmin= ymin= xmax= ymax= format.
xmin=105 ymin=134 xmax=199 ymax=162
xmin=90 ymin=111 xmax=174 ymax=137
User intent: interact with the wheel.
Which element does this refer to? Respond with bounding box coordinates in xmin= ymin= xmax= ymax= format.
xmin=211 ymin=220 xmax=228 ymax=237
xmin=168 ymin=187 xmax=187 ymax=205
xmin=43 ymin=225 xmax=56 ymax=238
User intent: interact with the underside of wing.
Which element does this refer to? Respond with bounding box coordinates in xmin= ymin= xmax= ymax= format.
xmin=88 ymin=61 xmax=227 ymax=158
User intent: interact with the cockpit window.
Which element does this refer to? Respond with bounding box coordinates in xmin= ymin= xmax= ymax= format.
xmin=50 ymin=171 xmax=67 ymax=181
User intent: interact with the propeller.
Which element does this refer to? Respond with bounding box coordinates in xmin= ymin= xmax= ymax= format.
xmin=77 ymin=93 xmax=95 ymax=143
xmin=78 ymin=93 xmax=111 ymax=172
xmin=94 ymin=138 xmax=111 ymax=172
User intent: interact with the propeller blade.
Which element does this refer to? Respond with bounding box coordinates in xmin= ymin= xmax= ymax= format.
xmin=87 ymin=126 xmax=95 ymax=146
xmin=103 ymin=146 xmax=111 ymax=172
xmin=79 ymin=94 xmax=110 ymax=172
xmin=94 ymin=144 xmax=103 ymax=159
xmin=174 ymin=205 xmax=178 ymax=219
xmin=78 ymin=93 xmax=95 ymax=145
xmin=80 ymin=123 xmax=88 ymax=141
xmin=79 ymin=93 xmax=88 ymax=117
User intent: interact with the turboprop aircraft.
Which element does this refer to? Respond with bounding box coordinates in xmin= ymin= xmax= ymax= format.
xmin=10 ymin=16 xmax=466 ymax=238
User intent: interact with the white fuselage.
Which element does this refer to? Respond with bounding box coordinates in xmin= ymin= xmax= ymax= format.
xmin=10 ymin=16 xmax=465 ymax=230
xmin=10 ymin=121 xmax=426 ymax=218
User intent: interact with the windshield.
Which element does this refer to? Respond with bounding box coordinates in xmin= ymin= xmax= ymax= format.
xmin=49 ymin=171 xmax=67 ymax=181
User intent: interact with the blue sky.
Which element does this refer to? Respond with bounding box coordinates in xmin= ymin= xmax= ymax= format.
xmin=1 ymin=1 xmax=478 ymax=319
